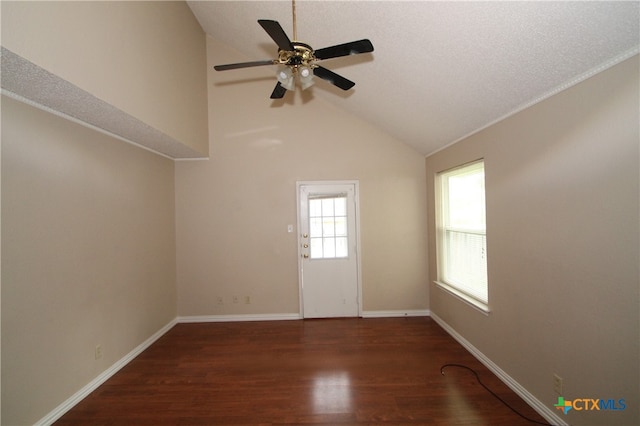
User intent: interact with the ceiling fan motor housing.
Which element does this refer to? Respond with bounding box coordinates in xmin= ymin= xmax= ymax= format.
xmin=278 ymin=42 xmax=316 ymax=69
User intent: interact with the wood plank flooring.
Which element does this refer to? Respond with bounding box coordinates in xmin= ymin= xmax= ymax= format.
xmin=55 ymin=317 xmax=550 ymax=425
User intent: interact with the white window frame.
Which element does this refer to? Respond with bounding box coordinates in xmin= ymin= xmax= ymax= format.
xmin=435 ymin=160 xmax=489 ymax=313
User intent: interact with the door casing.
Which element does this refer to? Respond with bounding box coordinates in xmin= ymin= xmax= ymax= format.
xmin=296 ymin=180 xmax=363 ymax=318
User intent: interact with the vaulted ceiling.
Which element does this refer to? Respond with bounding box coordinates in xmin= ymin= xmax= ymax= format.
xmin=188 ymin=1 xmax=639 ymax=156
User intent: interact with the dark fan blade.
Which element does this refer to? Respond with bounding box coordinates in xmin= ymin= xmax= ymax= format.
xmin=214 ymin=60 xmax=275 ymax=71
xmin=270 ymin=82 xmax=287 ymax=99
xmin=314 ymin=39 xmax=374 ymax=60
xmin=258 ymin=20 xmax=294 ymax=51
xmin=313 ymin=66 xmax=355 ymax=90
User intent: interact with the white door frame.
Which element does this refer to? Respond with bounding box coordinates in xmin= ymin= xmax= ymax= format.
xmin=296 ymin=180 xmax=363 ymax=318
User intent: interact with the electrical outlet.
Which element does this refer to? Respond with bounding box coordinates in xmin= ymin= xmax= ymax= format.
xmin=233 ymin=296 xmax=239 ymax=304
xmin=95 ymin=344 xmax=103 ymax=360
xmin=216 ymin=296 xmax=224 ymax=305
xmin=553 ymin=373 xmax=563 ymax=395
xmin=244 ymin=296 xmax=251 ymax=304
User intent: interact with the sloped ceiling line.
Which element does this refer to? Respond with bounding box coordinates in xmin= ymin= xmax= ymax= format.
xmin=432 ymin=47 xmax=640 ymax=158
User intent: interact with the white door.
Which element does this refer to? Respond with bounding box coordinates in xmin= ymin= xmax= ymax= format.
xmin=297 ymin=182 xmax=361 ymax=318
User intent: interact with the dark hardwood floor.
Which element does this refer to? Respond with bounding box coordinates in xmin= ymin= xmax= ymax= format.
xmin=55 ymin=317 xmax=550 ymax=425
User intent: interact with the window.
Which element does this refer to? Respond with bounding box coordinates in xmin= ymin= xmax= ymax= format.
xmin=436 ymin=160 xmax=488 ymax=311
xmin=309 ymin=195 xmax=348 ymax=259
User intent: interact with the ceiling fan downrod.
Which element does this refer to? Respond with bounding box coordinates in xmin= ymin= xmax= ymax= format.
xmin=292 ymin=0 xmax=298 ymax=41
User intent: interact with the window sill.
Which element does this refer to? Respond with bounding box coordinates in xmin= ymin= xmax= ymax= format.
xmin=434 ymin=281 xmax=490 ymax=315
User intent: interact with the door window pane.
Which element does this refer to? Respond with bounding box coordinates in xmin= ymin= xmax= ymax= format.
xmin=324 ymin=238 xmax=336 ymax=258
xmin=322 ymin=217 xmax=335 ymax=237
xmin=310 ymin=238 xmax=323 ymax=258
xmin=334 ymin=197 xmax=346 ymax=216
xmin=310 ymin=217 xmax=322 ymax=237
xmin=336 ymin=237 xmax=348 ymax=257
xmin=309 ymin=195 xmax=348 ymax=259
xmin=310 ymin=199 xmax=323 ymax=217
xmin=335 ymin=217 xmax=347 ymax=236
xmin=322 ymin=198 xmax=335 ymax=216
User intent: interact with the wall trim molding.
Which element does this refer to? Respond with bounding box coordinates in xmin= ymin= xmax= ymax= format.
xmin=429 ymin=312 xmax=568 ymax=426
xmin=177 ymin=313 xmax=302 ymax=323
xmin=35 ymin=318 xmax=178 ymax=426
xmin=362 ymin=309 xmax=430 ymax=318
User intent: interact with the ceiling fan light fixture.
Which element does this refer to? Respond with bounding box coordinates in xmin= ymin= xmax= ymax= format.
xmin=299 ymin=66 xmax=311 ymax=78
xmin=276 ymin=67 xmax=295 ymax=91
xmin=299 ymin=66 xmax=315 ymax=90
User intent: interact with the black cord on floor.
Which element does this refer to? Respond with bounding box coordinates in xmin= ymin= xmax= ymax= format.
xmin=440 ymin=363 xmax=555 ymax=426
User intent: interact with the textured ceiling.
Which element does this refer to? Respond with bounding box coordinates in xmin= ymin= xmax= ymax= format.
xmin=188 ymin=1 xmax=639 ymax=156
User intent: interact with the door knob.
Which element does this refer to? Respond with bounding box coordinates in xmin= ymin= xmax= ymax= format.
xmin=303 ymin=254 xmax=309 ymax=258
xmin=303 ymin=233 xmax=308 ymax=238
xmin=303 ymin=244 xmax=309 ymax=248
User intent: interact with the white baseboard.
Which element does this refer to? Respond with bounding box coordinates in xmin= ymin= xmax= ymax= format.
xmin=178 ymin=313 xmax=302 ymax=323
xmin=362 ymin=309 xmax=430 ymax=318
xmin=179 ymin=312 xmax=430 ymax=322
xmin=430 ymin=312 xmax=567 ymax=426
xmin=35 ymin=318 xmax=178 ymax=426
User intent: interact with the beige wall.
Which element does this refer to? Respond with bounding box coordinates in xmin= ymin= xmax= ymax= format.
xmin=175 ymin=37 xmax=429 ymax=317
xmin=1 ymin=1 xmax=208 ymax=156
xmin=1 ymin=95 xmax=177 ymax=424
xmin=426 ymin=56 xmax=639 ymax=425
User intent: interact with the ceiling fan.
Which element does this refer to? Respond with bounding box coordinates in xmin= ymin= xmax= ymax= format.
xmin=213 ymin=0 xmax=374 ymax=99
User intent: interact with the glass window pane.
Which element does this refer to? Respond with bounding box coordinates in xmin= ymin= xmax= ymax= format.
xmin=335 ymin=216 xmax=347 ymax=236
xmin=447 ymin=169 xmax=485 ymax=230
xmin=310 ymin=238 xmax=323 ymax=259
xmin=334 ymin=197 xmax=346 ymax=216
xmin=309 ymin=199 xmax=322 ymax=218
xmin=322 ymin=198 xmax=334 ymax=216
xmin=322 ymin=217 xmax=335 ymax=236
xmin=310 ymin=218 xmax=323 ymax=237
xmin=323 ymin=237 xmax=336 ymax=258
